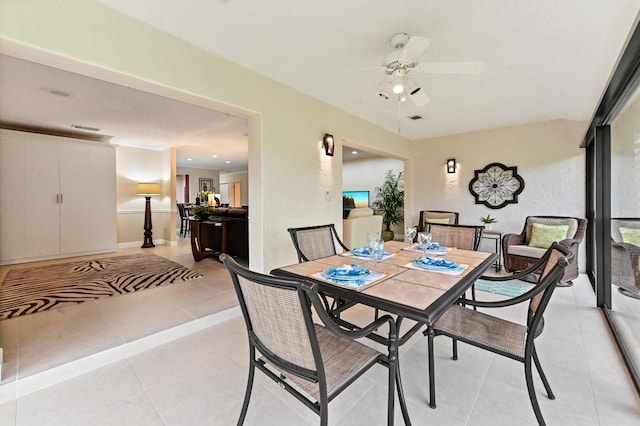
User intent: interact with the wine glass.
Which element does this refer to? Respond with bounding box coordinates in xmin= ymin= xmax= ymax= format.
xmin=367 ymin=232 xmax=380 ymax=252
xmin=418 ymin=232 xmax=432 ymax=257
xmin=370 ymin=239 xmax=384 ymax=272
xmin=405 ymin=226 xmax=417 ymax=248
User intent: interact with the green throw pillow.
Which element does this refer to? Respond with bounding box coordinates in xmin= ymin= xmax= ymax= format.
xmin=426 ymin=218 xmax=451 ymax=224
xmin=528 ymin=223 xmax=569 ymax=249
xmin=620 ymin=227 xmax=640 ymax=246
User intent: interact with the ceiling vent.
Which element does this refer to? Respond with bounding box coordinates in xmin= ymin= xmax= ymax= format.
xmin=71 ymin=124 xmax=102 ymax=132
xmin=408 ymin=115 xmax=423 ymax=121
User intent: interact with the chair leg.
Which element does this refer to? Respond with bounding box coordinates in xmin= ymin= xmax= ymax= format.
xmin=470 ymin=285 xmax=477 ymax=311
xmin=238 ymin=350 xmax=256 ymax=425
xmin=319 ymin=396 xmax=328 ymax=426
xmin=388 ymin=354 xmax=397 ymax=425
xmin=395 ymin=355 xmax=412 ymax=425
xmin=532 ymin=347 xmax=555 ymax=400
xmin=427 ymin=330 xmax=436 ymax=408
xmin=524 ymin=353 xmax=547 ymax=426
xmin=452 ymin=338 xmax=458 ymax=360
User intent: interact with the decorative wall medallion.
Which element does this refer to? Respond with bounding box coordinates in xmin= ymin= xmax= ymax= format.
xmin=468 ymin=163 xmax=525 ymax=209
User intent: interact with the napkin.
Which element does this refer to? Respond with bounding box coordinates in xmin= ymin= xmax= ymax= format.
xmin=346 ymin=247 xmax=393 ymax=260
xmin=326 ymin=264 xmax=369 ymax=277
xmin=413 ymin=257 xmax=460 ymax=269
xmin=352 ymin=247 xmax=371 ymax=256
xmin=425 ymin=243 xmax=445 ymax=251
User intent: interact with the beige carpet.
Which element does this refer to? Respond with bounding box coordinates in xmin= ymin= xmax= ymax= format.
xmin=0 ymin=253 xmax=202 ymax=320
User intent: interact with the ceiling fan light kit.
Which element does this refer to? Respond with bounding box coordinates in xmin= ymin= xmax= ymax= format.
xmin=392 ymin=69 xmax=405 ymax=94
xmin=374 ymin=32 xmax=483 ymax=111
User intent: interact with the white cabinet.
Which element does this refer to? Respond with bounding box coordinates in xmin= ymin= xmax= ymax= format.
xmin=0 ymin=129 xmax=116 ymax=264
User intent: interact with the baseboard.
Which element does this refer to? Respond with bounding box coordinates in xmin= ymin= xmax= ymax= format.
xmin=117 ymin=239 xmax=168 ymax=249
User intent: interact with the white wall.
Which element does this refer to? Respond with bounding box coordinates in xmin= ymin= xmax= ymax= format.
xmin=220 ymin=171 xmax=248 ymax=206
xmin=116 ymin=146 xmax=172 ymax=246
xmin=0 ymin=1 xmax=413 ymax=272
xmin=343 ymin=157 xmax=405 ymax=238
xmin=1 ymin=4 xmax=591 ymax=274
xmin=412 ymin=119 xmax=588 ymax=269
xmin=343 ymin=157 xmax=404 ymax=204
xmin=175 ymin=166 xmax=220 ymax=203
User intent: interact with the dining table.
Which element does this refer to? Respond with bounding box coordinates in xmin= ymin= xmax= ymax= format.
xmin=271 ymin=239 xmax=498 ymax=422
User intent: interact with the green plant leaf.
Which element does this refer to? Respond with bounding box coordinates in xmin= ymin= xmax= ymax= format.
xmin=372 ymin=170 xmax=404 ymax=230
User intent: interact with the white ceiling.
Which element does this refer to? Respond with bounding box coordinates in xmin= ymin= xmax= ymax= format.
xmin=0 ymin=55 xmax=249 ymax=172
xmin=1 ymin=0 xmax=639 ymax=168
xmin=97 ymin=0 xmax=640 ymax=139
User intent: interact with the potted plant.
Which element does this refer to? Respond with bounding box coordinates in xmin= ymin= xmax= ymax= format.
xmin=191 ymin=205 xmax=217 ymax=220
xmin=373 ymin=170 xmax=404 ymax=241
xmin=480 ymin=214 xmax=498 ymax=230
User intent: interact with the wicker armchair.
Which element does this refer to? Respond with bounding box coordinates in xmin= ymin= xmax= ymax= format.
xmin=417 ymin=210 xmax=459 ymax=233
xmin=611 ymin=218 xmax=640 ymax=299
xmin=221 ymin=254 xmax=409 ymax=425
xmin=425 ymin=243 xmax=573 ymax=425
xmin=503 ymin=216 xmax=587 ymax=286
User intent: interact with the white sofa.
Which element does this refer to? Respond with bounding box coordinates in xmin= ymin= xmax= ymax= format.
xmin=342 ymin=208 xmax=383 ymax=249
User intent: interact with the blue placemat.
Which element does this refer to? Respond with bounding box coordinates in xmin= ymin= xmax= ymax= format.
xmin=474 ymin=279 xmax=532 ymax=297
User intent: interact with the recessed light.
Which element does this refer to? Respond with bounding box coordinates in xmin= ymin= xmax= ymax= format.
xmin=212 ymin=154 xmax=218 ymax=158
xmin=187 ymin=158 xmax=192 ymax=161
xmin=225 ymin=160 xmax=231 ymax=164
xmin=352 ymin=150 xmax=358 ymax=155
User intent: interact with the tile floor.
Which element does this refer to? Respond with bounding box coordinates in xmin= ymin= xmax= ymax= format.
xmin=0 ymin=240 xmax=639 ymax=425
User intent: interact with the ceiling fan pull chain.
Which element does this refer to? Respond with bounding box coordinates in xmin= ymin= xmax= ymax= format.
xmin=397 ymin=95 xmax=402 ymax=134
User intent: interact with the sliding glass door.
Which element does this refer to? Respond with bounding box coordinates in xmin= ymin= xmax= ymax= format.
xmin=609 ymin=85 xmax=640 ymax=376
xmin=584 ymin=20 xmax=640 ymax=393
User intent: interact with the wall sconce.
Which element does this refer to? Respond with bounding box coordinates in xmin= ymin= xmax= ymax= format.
xmin=136 ymin=182 xmax=161 ymax=248
xmin=446 ymin=158 xmax=457 ymax=173
xmin=323 ymin=133 xmax=335 ymax=156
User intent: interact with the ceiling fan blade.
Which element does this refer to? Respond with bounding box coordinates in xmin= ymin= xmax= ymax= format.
xmin=400 ymin=36 xmax=431 ymax=62
xmin=409 ymin=86 xmax=430 ymax=107
xmin=415 ymin=61 xmax=485 ymax=74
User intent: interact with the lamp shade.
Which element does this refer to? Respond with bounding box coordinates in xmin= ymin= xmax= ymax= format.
xmin=136 ymin=183 xmax=161 ymax=195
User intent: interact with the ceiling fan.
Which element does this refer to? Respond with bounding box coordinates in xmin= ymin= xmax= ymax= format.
xmin=377 ymin=32 xmax=484 ymax=107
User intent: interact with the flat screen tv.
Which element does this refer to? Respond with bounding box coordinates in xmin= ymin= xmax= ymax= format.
xmin=342 ymin=191 xmax=370 ymax=218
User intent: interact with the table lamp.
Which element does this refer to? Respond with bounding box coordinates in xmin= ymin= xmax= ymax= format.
xmin=136 ymin=183 xmax=161 ymax=248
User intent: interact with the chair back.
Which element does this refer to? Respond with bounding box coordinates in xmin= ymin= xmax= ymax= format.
xmin=517 ymin=243 xmax=573 ymax=339
xmin=287 ymin=224 xmax=349 ymax=262
xmin=177 ymin=203 xmax=186 ymax=219
xmin=426 ymin=223 xmax=484 ymax=250
xmin=523 ymin=215 xmax=587 ymax=244
xmin=418 ymin=210 xmax=459 ymax=232
xmin=222 ymin=254 xmax=322 ymax=380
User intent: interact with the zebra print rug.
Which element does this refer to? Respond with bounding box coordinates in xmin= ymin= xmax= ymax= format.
xmin=0 ymin=254 xmax=203 ymax=320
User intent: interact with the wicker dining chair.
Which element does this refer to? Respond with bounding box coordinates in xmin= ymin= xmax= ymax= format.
xmin=425 ymin=223 xmax=485 ymax=304
xmin=424 ymin=243 xmax=573 ymax=426
xmin=287 ymin=224 xmax=350 ymax=263
xmin=287 ymin=223 xmax=372 ymax=317
xmin=425 ymin=223 xmax=484 ymax=251
xmin=416 ymin=210 xmax=460 ymax=233
xmin=221 ymin=254 xmax=409 ymax=426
